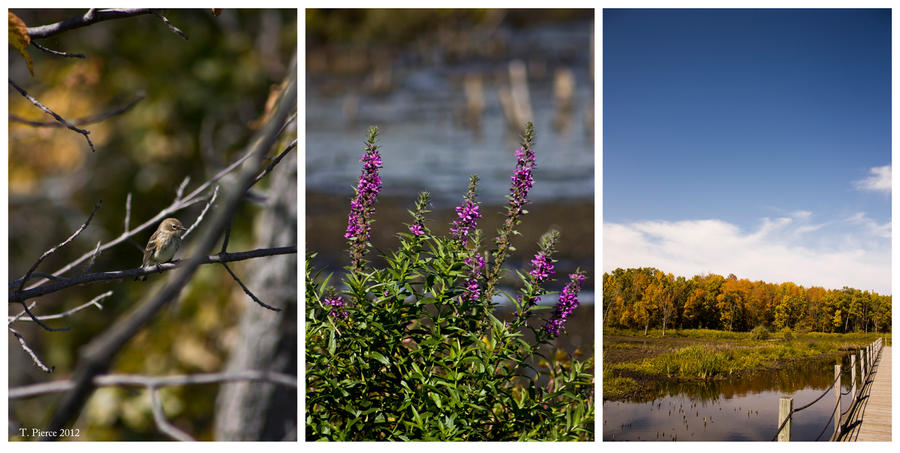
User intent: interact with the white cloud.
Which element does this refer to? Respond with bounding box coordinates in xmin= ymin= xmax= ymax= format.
xmin=853 ymin=165 xmax=891 ymax=193
xmin=604 ymin=214 xmax=891 ymax=294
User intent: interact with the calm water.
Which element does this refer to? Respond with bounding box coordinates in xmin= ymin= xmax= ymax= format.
xmin=603 ymin=354 xmax=860 ymax=441
xmin=306 ymin=20 xmax=594 ymax=207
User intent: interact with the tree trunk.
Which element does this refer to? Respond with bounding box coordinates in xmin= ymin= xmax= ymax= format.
xmin=214 ymin=151 xmax=297 ymax=440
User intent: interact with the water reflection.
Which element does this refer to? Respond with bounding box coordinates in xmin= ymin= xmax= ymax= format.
xmin=604 ymin=354 xmax=861 ymax=441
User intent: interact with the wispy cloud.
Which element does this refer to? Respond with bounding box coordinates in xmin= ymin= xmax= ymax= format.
xmin=853 ymin=165 xmax=891 ymax=194
xmin=604 ymin=211 xmax=890 ymax=293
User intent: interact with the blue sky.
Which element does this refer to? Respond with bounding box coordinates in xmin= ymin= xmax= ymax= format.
xmin=603 ymin=9 xmax=891 ymax=293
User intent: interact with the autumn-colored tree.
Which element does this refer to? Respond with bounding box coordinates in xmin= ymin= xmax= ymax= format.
xmin=602 ymin=268 xmax=890 ymax=334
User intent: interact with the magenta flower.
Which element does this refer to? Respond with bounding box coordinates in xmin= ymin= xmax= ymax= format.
xmin=529 ymin=252 xmax=554 ymax=282
xmin=345 ymin=127 xmax=382 ymax=271
xmin=504 ymin=145 xmax=537 ymax=223
xmin=450 ymin=175 xmax=482 ymax=247
xmin=460 ymin=254 xmax=486 ymax=303
xmin=409 ymin=223 xmax=425 ymax=236
xmin=325 ymin=296 xmax=349 ymax=319
xmin=542 ymin=271 xmax=586 ymax=337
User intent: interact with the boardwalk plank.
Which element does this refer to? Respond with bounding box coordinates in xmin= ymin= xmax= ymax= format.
xmin=854 ymin=345 xmax=891 ymax=442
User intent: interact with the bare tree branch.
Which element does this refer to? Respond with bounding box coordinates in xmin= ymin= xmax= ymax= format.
xmin=9 ymin=95 xmax=144 ymax=127
xmin=175 ymin=176 xmax=191 ymax=201
xmin=10 ymin=246 xmax=297 ymax=302
xmin=8 ymin=79 xmax=97 ymax=152
xmin=183 ymin=185 xmax=219 ymax=239
xmin=9 ymin=302 xmax=37 ymax=324
xmin=24 ymin=115 xmax=294 ymax=292
xmin=30 ymin=41 xmax=85 ymax=59
xmin=9 ymin=370 xmax=297 ymax=400
xmin=82 ymin=240 xmax=102 ymax=275
xmin=17 ymin=201 xmax=102 ymax=293
xmin=276 ymin=111 xmax=297 ymax=137
xmin=151 ymin=10 xmax=189 ymax=40
xmin=124 ymin=193 xmax=133 ymax=234
xmin=150 ymin=388 xmax=194 ymax=441
xmin=253 ymin=139 xmax=297 ymax=185
xmin=10 ymin=327 xmax=54 ymax=373
xmin=220 ymin=263 xmax=280 ymax=312
xmin=8 ymin=273 xmax=66 ymax=287
xmin=9 ymin=291 xmax=113 ymax=323
xmin=26 ymin=9 xmax=183 ymax=40
xmin=14 ymin=301 xmax=68 ymax=332
xmin=220 ymin=223 xmax=233 ymax=254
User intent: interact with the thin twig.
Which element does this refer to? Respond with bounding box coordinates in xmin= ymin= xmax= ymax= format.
xmin=220 ymin=262 xmax=281 ymax=312
xmin=220 ymin=224 xmax=232 ymax=254
xmin=175 ymin=176 xmax=191 ymax=201
xmin=9 ymin=370 xmax=297 ymax=399
xmin=30 ymin=41 xmax=85 ymax=58
xmin=9 ymin=79 xmax=96 ymax=152
xmin=15 ymin=302 xmax=69 ymax=332
xmin=124 ymin=193 xmax=132 ymax=234
xmin=9 ymin=95 xmax=144 ymax=127
xmin=9 ymin=291 xmax=113 ymax=323
xmin=183 ymin=186 xmax=218 ymax=240
xmin=10 ymin=246 xmax=297 ymax=302
xmin=276 ymin=111 xmax=297 ymax=138
xmin=8 ymin=302 xmax=37 ymax=324
xmin=150 ymin=387 xmax=194 ymax=441
xmin=10 ymin=327 xmax=54 ymax=373
xmin=83 ymin=241 xmax=102 ymax=275
xmin=150 ymin=10 xmax=189 ymax=40
xmin=18 ymin=201 xmax=102 ymax=293
xmin=253 ymin=139 xmax=297 ymax=185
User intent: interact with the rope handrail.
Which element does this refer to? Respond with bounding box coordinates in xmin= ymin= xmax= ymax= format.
xmin=814 ymin=397 xmax=842 ymax=441
xmin=794 ymin=369 xmax=842 ymax=412
xmin=772 ymin=338 xmax=882 ymax=441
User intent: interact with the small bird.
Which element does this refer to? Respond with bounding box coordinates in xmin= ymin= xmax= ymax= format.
xmin=136 ymin=218 xmax=187 ymax=281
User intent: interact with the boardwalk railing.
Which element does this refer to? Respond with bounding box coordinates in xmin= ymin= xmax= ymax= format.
xmin=772 ymin=337 xmax=884 ymax=441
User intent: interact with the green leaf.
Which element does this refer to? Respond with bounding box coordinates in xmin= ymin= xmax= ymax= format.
xmin=429 ymin=391 xmax=442 ymax=409
xmin=369 ymin=351 xmax=391 ymax=367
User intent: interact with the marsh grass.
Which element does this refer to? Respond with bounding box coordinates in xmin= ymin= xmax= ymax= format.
xmin=603 ymin=328 xmax=888 ymax=400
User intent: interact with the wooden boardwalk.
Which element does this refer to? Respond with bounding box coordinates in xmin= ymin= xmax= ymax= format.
xmin=838 ymin=345 xmax=891 ymax=441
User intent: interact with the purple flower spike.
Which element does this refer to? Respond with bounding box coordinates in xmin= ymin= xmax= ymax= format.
xmin=529 ymin=252 xmax=554 ymax=282
xmin=346 ymin=127 xmax=382 ymax=271
xmin=450 ymin=175 xmax=481 ymax=247
xmin=325 ymin=296 xmax=349 ymax=319
xmin=460 ymin=254 xmax=486 ymax=304
xmin=542 ymin=272 xmax=585 ymax=337
xmin=451 ymin=200 xmax=481 ymax=246
xmin=508 ymin=146 xmax=536 ymax=216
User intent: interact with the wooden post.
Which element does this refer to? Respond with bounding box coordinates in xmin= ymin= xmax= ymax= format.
xmin=778 ymin=397 xmax=792 ymax=441
xmin=851 ymin=354 xmax=857 ymax=400
xmin=834 ymin=364 xmax=841 ymax=438
xmin=861 ymin=348 xmax=867 ymax=381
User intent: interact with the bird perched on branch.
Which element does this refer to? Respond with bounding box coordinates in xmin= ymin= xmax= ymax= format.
xmin=136 ymin=218 xmax=187 ymax=281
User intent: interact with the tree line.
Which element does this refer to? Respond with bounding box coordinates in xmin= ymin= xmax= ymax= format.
xmin=603 ymin=267 xmax=891 ymax=335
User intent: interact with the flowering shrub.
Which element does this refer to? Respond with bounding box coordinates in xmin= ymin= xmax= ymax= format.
xmin=306 ymin=124 xmax=593 ymax=441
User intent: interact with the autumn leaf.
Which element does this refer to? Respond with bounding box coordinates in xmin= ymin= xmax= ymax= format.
xmin=9 ymin=12 xmax=33 ymax=76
